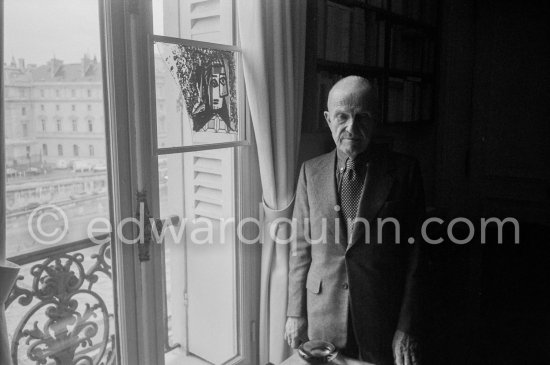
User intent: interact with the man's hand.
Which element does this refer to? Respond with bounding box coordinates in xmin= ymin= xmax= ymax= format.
xmin=284 ymin=316 xmax=308 ymax=349
xmin=392 ymin=330 xmax=419 ymax=365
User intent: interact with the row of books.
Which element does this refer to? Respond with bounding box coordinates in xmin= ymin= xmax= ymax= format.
xmin=310 ymin=72 xmax=342 ymax=132
xmin=353 ymin=0 xmax=388 ymax=8
xmin=317 ymin=1 xmax=385 ymax=66
xmin=328 ymin=0 xmax=437 ymax=23
xmin=387 ymin=77 xmax=432 ymax=123
xmin=391 ymin=0 xmax=438 ymax=24
xmin=389 ymin=26 xmax=435 ymax=73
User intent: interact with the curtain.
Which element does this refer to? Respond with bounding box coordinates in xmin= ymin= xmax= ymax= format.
xmin=236 ymin=0 xmax=307 ymax=364
xmin=0 ymin=261 xmax=19 ymax=365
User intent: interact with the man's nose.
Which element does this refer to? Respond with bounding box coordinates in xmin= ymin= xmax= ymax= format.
xmin=345 ymin=116 xmax=358 ymax=134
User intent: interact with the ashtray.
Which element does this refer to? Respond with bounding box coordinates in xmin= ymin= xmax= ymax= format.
xmin=298 ymin=340 xmax=338 ymax=364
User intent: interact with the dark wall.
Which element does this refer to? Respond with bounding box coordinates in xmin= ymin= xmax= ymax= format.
xmin=429 ymin=1 xmax=550 ymax=364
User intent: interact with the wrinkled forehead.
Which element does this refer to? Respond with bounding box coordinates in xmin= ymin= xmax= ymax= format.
xmin=327 ymin=87 xmax=373 ymax=112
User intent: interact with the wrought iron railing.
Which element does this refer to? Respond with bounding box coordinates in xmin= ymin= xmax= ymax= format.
xmin=6 ymin=237 xmax=116 ymax=365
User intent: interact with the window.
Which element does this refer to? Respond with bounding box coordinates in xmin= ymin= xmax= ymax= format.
xmin=40 ymin=104 xmax=44 ymax=111
xmin=72 ymin=119 xmax=78 ymax=132
xmin=2 ymin=1 xmax=256 ymax=365
xmin=72 ymin=104 xmax=76 ymax=111
xmin=21 ymin=106 xmax=25 ymax=115
xmin=22 ymin=123 xmax=28 ymax=137
xmin=151 ymin=1 xmax=252 ymax=364
xmin=87 ymin=104 xmax=92 ymax=111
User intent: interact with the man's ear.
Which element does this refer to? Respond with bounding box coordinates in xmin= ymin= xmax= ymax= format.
xmin=323 ymin=111 xmax=331 ymax=126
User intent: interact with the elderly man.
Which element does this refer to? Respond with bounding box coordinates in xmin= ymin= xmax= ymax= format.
xmin=285 ymin=76 xmax=425 ymax=365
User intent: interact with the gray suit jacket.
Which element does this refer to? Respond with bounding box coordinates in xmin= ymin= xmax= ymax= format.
xmin=287 ymin=148 xmax=426 ymax=364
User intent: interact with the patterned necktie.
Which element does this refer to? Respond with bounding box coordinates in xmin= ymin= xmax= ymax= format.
xmin=340 ymin=158 xmax=364 ymax=244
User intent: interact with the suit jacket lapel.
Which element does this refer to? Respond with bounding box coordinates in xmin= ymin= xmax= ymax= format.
xmin=313 ymin=150 xmax=347 ymax=249
xmin=348 ymin=151 xmax=394 ymax=250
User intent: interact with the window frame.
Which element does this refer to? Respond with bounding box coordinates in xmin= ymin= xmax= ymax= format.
xmin=1 ymin=0 xmax=260 ymax=364
xmin=142 ymin=2 xmax=259 ymax=365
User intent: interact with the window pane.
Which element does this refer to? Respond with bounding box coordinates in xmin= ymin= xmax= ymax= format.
xmin=153 ymin=0 xmax=234 ymax=46
xmin=159 ymin=149 xmax=238 ymax=364
xmin=3 ymin=1 xmax=117 ymax=364
xmin=154 ymin=40 xmax=241 ymax=149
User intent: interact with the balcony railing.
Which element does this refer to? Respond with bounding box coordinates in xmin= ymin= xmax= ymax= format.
xmin=6 ymin=237 xmax=116 ymax=365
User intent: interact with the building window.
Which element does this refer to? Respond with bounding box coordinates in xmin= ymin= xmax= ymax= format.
xmin=73 ymin=144 xmax=79 ymax=157
xmin=72 ymin=119 xmax=78 ymax=132
xmin=89 ymin=145 xmax=94 ymax=157
xmin=87 ymin=89 xmax=92 ymax=97
xmin=88 ymin=120 xmax=93 ymax=132
xmin=2 ymin=2 xmax=119 ymax=365
xmin=22 ymin=123 xmax=28 ymax=137
xmin=87 ymin=104 xmax=92 ymax=111
xmin=21 ymin=106 xmax=26 ymax=115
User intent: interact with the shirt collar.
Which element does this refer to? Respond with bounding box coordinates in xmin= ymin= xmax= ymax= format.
xmin=336 ymin=145 xmax=375 ymax=172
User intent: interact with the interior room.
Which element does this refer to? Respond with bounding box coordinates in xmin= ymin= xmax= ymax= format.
xmin=1 ymin=0 xmax=549 ymax=364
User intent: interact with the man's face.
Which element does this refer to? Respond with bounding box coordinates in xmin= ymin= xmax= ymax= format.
xmin=324 ymin=87 xmax=376 ymax=159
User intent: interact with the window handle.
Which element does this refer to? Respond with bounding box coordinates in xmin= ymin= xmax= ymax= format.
xmin=135 ymin=191 xmax=181 ymax=262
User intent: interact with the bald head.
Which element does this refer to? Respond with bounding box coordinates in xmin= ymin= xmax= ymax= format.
xmin=324 ymin=76 xmax=378 ymax=159
xmin=327 ymin=76 xmax=378 ymax=116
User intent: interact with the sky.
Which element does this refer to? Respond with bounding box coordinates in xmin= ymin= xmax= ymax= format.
xmin=3 ymin=0 xmax=165 ymax=66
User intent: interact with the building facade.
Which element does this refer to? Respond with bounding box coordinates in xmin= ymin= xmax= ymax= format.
xmin=4 ymin=56 xmax=105 ymax=170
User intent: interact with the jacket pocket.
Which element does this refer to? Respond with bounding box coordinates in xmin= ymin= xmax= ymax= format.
xmin=306 ymin=275 xmax=322 ymax=294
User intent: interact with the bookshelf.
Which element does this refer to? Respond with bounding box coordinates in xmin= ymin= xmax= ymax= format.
xmin=302 ymin=0 xmax=439 ymax=132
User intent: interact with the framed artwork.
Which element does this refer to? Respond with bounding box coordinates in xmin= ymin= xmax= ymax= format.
xmin=150 ymin=35 xmax=246 ymax=151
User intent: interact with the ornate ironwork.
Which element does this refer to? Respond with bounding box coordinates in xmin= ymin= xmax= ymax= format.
xmin=6 ymin=242 xmax=116 ymax=365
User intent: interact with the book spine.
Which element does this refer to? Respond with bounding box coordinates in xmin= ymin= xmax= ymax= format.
xmin=350 ymin=7 xmax=366 ymax=64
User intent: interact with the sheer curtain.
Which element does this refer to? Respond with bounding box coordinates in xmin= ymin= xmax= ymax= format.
xmin=236 ymin=0 xmax=307 ymax=364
